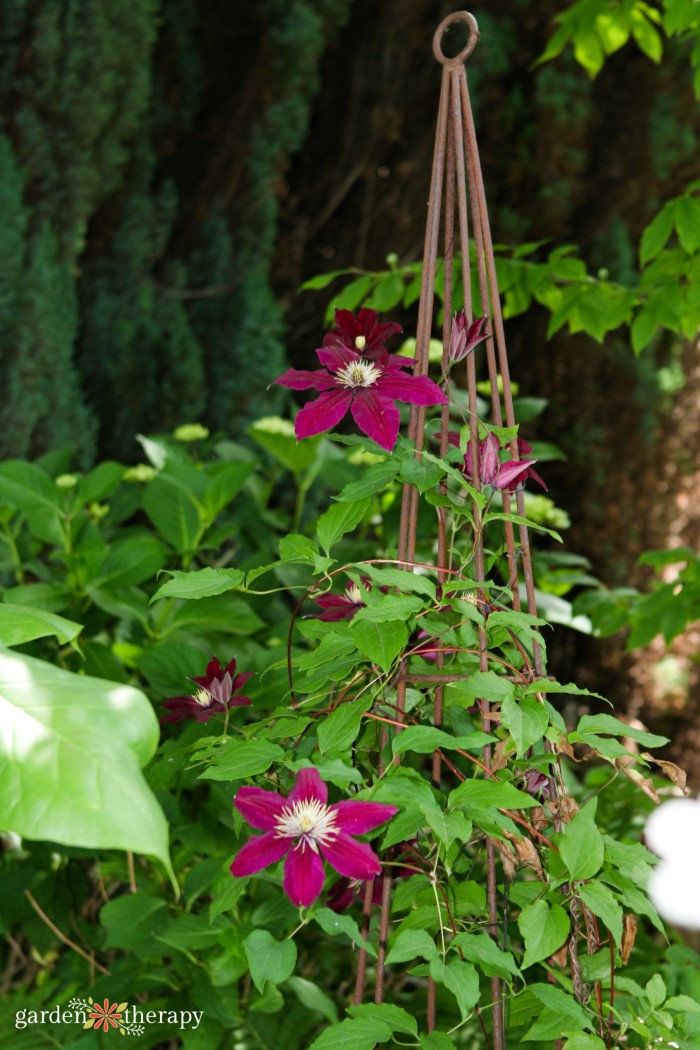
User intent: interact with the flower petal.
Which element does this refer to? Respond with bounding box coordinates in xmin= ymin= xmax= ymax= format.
xmin=284 ymin=843 xmax=326 ymax=907
xmin=290 ymin=767 xmax=328 ymax=805
xmin=330 ymin=800 xmax=398 ymax=835
xmin=295 ymin=390 xmax=350 ymax=440
xmin=316 ymin=346 xmax=358 ymax=371
xmin=275 ymin=368 xmax=337 ymax=391
xmin=350 ymin=389 xmax=400 ymax=451
xmin=495 ymin=460 xmax=532 ymax=490
xmin=320 ymin=830 xmax=383 ymax=880
xmin=377 ymin=373 xmax=448 ymax=406
xmin=230 ymin=831 xmax=289 ymax=876
xmin=234 ymin=786 xmax=286 ymax=829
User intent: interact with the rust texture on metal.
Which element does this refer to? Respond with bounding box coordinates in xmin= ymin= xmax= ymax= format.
xmin=353 ymin=14 xmax=551 ymax=1046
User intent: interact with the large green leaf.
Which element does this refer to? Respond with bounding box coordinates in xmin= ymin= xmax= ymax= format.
xmin=0 ymin=646 xmax=173 ymax=883
xmin=0 ymin=604 xmax=82 ymax=648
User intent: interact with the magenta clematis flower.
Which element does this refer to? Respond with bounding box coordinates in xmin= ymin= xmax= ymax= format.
xmin=322 ymin=307 xmax=403 ymax=360
xmin=448 ymin=313 xmax=488 ymax=364
xmin=161 ymin=656 xmax=253 ymax=724
xmin=275 ymin=345 xmax=448 ymax=452
xmin=230 ymin=767 xmax=398 ymax=908
xmin=450 ymin=431 xmax=546 ymax=492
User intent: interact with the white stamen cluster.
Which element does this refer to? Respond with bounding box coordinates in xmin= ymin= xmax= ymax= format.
xmin=274 ymin=798 xmax=338 ymax=851
xmin=193 ymin=687 xmax=214 ymax=707
xmin=336 ymin=358 xmax=382 ymax=389
xmin=346 ymin=582 xmax=364 ymax=604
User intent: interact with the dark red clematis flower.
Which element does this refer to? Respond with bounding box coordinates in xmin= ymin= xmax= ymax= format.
xmin=275 ymin=345 xmax=448 ymax=452
xmin=448 ymin=313 xmax=488 ymax=364
xmin=449 ymin=432 xmax=547 ymax=492
xmin=312 ymin=579 xmax=367 ymax=622
xmin=523 ymin=768 xmax=551 ymax=799
xmin=161 ymin=656 xmax=253 ymax=724
xmin=322 ymin=307 xmax=403 ymax=360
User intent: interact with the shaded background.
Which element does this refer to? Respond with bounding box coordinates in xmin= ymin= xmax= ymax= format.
xmin=1 ymin=0 xmax=698 ymax=774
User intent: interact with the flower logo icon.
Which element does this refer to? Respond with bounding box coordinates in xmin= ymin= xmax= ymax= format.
xmin=86 ymin=999 xmax=126 ymax=1032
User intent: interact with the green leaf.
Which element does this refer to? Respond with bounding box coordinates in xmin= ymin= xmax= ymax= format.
xmin=352 ymin=594 xmax=424 ymax=624
xmin=430 ymin=957 xmax=480 ymax=1019
xmin=576 ymin=713 xmax=668 ymax=748
xmin=301 ymin=269 xmax=345 ymax=291
xmin=0 ymin=645 xmax=173 ymax=883
xmin=329 ymin=274 xmax=374 ymax=313
xmin=640 ymin=205 xmax=675 ymax=263
xmin=359 ymin=564 xmax=436 ymax=599
xmin=518 ymin=899 xmax=570 ymax=968
xmin=579 ymin=881 xmax=623 ymax=947
xmin=421 ymin=1034 xmax=456 ymax=1050
xmin=76 ymin=461 xmax=125 ymax=504
xmin=392 ymin=725 xmax=495 ymax=756
xmin=313 ymin=907 xmax=377 ymax=956
xmin=501 ymin=693 xmax=548 ymax=756
xmin=350 ymin=618 xmax=408 ymax=672
xmin=563 ymin=1035 xmax=606 ymax=1050
xmin=0 ymin=604 xmax=82 ymax=648
xmin=400 ymin=456 xmax=444 ymax=493
xmin=285 ymin=976 xmax=338 ymax=1024
xmin=143 ymin=474 xmax=203 ymax=551
xmin=559 ymin=799 xmax=605 ymax=881
xmin=308 ymin=1017 xmax=391 ymax=1050
xmin=646 ymin=973 xmax=667 ymax=1010
xmin=449 ymin=778 xmax=540 ymax=811
xmin=450 ymin=932 xmax=520 ymax=977
xmin=631 ymin=8 xmax=663 ymax=63
xmin=0 ymin=460 xmax=62 ymax=512
xmin=150 ymin=567 xmax=245 ymax=603
xmin=452 ymin=670 xmax=516 ymax=704
xmin=203 ymin=461 xmax=254 ymax=519
xmin=385 ymin=928 xmax=437 ymax=966
xmin=167 ymin=593 xmax=265 ymax=636
xmin=318 ymin=696 xmax=373 ymax=754
xmin=249 ymin=416 xmax=323 ymax=476
xmin=89 ymin=535 xmax=168 ymax=590
xmin=101 ymin=894 xmax=169 ymax=953
xmin=336 ymin=460 xmax=398 ymax=501
xmin=199 ymin=739 xmax=284 ymax=781
xmin=244 ymin=930 xmax=297 ymax=992
xmin=316 ymin=497 xmax=371 ymax=554
xmin=673 ymin=196 xmax=700 ymax=253
xmin=347 ymin=1003 xmax=417 ymax=1037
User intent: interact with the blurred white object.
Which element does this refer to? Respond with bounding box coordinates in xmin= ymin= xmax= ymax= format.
xmin=645 ymin=798 xmax=700 ymax=929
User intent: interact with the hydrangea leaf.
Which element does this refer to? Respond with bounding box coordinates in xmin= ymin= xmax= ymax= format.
xmin=0 ymin=646 xmax=173 ymax=885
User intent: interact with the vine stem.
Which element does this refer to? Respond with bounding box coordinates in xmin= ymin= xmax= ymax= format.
xmin=24 ymin=890 xmax=110 ymax=976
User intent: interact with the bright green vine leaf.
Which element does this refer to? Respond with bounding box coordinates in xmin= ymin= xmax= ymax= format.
xmin=0 ymin=645 xmax=174 ymax=886
xmin=244 ymin=929 xmax=297 ymax=992
xmin=519 ymin=898 xmax=570 ymax=968
xmin=559 ymin=799 xmax=605 ymax=881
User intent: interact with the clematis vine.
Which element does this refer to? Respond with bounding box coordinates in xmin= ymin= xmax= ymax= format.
xmin=161 ymin=656 xmax=253 ymax=724
xmin=450 ymin=431 xmax=547 ymax=492
xmin=230 ymin=767 xmax=397 ymax=908
xmin=321 ymin=307 xmax=403 ymax=359
xmin=327 ymin=841 xmax=419 ymax=912
xmin=275 ymin=323 xmax=448 ymax=452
